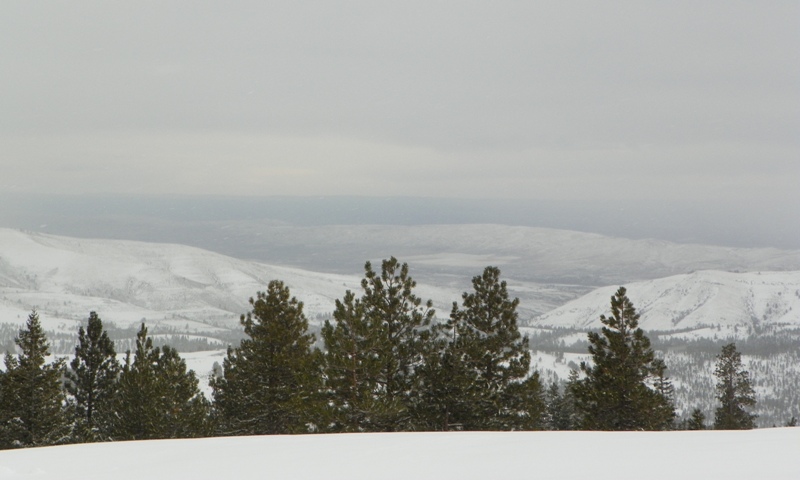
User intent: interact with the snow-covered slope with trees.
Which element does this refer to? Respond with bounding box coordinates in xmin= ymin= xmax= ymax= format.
xmin=0 ymin=429 xmax=797 ymax=480
xmin=530 ymin=270 xmax=800 ymax=338
xmin=1 ymin=228 xmax=798 ymax=426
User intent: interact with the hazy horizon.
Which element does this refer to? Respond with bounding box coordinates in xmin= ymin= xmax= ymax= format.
xmin=2 ymin=3 xmax=797 ymax=255
xmin=2 ymin=2 xmax=798 ymax=219
xmin=1 ymin=193 xmax=797 ymax=253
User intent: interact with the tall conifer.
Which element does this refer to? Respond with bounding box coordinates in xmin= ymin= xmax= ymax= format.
xmin=110 ymin=324 xmax=210 ymax=440
xmin=322 ymin=258 xmax=435 ymax=432
xmin=572 ymin=287 xmax=674 ymax=430
xmin=212 ymin=281 xmax=323 ymax=435
xmin=0 ymin=311 xmax=69 ymax=448
xmin=713 ymin=343 xmax=756 ymax=430
xmin=65 ymin=311 xmax=120 ymax=441
xmin=430 ymin=266 xmax=543 ymax=430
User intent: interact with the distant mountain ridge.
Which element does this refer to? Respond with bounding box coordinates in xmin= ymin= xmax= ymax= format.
xmin=530 ymin=270 xmax=800 ymax=339
xmin=1 ymin=227 xmax=799 ymax=339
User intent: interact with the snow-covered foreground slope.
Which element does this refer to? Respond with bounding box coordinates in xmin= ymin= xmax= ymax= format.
xmin=0 ymin=429 xmax=797 ymax=480
xmin=531 ymin=270 xmax=800 ymax=337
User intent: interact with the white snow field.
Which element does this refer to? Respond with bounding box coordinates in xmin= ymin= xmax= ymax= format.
xmin=0 ymin=429 xmax=797 ymax=480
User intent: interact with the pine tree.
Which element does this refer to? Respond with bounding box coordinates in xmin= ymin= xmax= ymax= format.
xmin=687 ymin=408 xmax=706 ymax=430
xmin=154 ymin=345 xmax=212 ymax=438
xmin=212 ymin=281 xmax=323 ymax=435
xmin=572 ymin=287 xmax=674 ymax=430
xmin=413 ymin=327 xmax=474 ymax=431
xmin=713 ymin=343 xmax=756 ymax=430
xmin=544 ymin=380 xmax=578 ymax=431
xmin=110 ymin=324 xmax=211 ymax=440
xmin=419 ymin=267 xmax=543 ymax=431
xmin=320 ymin=290 xmax=385 ymax=432
xmin=0 ymin=311 xmax=69 ymax=448
xmin=64 ymin=311 xmax=120 ymax=442
xmin=650 ymin=358 xmax=676 ymax=429
xmin=322 ymin=258 xmax=436 ymax=432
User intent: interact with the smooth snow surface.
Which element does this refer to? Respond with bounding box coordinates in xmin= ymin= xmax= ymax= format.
xmin=0 ymin=429 xmax=797 ymax=480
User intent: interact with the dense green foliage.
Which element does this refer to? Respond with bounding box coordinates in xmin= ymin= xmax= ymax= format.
xmin=0 ymin=312 xmax=69 ymax=448
xmin=544 ymin=375 xmax=579 ymax=431
xmin=418 ymin=267 xmax=543 ymax=430
xmin=572 ymin=287 xmax=675 ymax=430
xmin=322 ymin=258 xmax=436 ymax=432
xmin=713 ymin=343 xmax=757 ymax=430
xmin=212 ymin=280 xmax=323 ymax=435
xmin=687 ymin=408 xmax=707 ymax=430
xmin=64 ymin=312 xmax=120 ymax=441
xmin=109 ymin=324 xmax=211 ymax=440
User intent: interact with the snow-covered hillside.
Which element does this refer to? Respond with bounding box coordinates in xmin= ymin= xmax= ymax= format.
xmin=0 ymin=229 xmax=462 ymax=334
xmin=525 ymin=270 xmax=800 ymax=426
xmin=0 ymin=429 xmax=797 ymax=480
xmin=3 ymin=226 xmax=799 ymax=337
xmin=531 ymin=270 xmax=800 ymax=338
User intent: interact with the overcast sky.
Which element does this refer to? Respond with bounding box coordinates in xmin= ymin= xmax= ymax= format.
xmin=1 ymin=2 xmax=798 ymax=208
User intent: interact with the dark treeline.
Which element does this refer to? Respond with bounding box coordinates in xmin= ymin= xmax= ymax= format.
xmin=0 ymin=258 xmax=770 ymax=449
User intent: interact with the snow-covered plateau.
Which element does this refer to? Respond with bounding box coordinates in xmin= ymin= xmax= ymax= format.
xmin=0 ymin=429 xmax=797 ymax=480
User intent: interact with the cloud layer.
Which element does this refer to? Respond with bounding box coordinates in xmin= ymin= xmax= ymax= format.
xmin=1 ymin=2 xmax=797 ymax=205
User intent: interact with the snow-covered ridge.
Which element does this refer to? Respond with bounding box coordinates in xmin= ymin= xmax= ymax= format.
xmin=0 ymin=228 xmax=461 ymax=333
xmin=2 ymin=227 xmax=799 ymax=339
xmin=531 ymin=270 xmax=800 ymax=337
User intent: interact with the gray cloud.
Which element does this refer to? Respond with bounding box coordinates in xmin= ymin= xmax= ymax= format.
xmin=0 ymin=1 xmax=797 ymax=210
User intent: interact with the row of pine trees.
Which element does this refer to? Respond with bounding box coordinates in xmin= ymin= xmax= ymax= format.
xmin=0 ymin=258 xmax=760 ymax=449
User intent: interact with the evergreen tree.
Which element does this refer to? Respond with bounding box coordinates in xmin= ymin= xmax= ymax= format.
xmin=432 ymin=266 xmax=544 ymax=430
xmin=0 ymin=311 xmax=69 ymax=449
xmin=572 ymin=287 xmax=674 ymax=430
xmin=544 ymin=379 xmax=578 ymax=431
xmin=110 ymin=324 xmax=210 ymax=440
xmin=153 ymin=345 xmax=212 ymax=438
xmin=650 ymin=358 xmax=676 ymax=429
xmin=212 ymin=281 xmax=323 ymax=435
xmin=64 ymin=311 xmax=120 ymax=442
xmin=320 ymin=290 xmax=386 ymax=432
xmin=322 ymin=257 xmax=435 ymax=432
xmin=412 ymin=329 xmax=473 ymax=431
xmin=687 ymin=408 xmax=706 ymax=430
xmin=713 ymin=343 xmax=756 ymax=430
